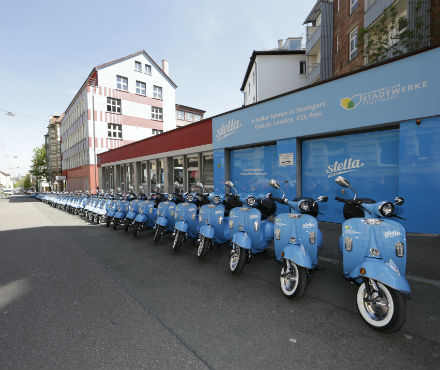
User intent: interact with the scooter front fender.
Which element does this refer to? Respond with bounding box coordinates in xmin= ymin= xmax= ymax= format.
xmin=135 ymin=214 xmax=147 ymax=223
xmin=232 ymin=232 xmax=251 ymax=250
xmin=200 ymin=224 xmax=215 ymax=239
xmin=156 ymin=216 xmax=168 ymax=227
xmin=350 ymin=258 xmax=411 ymax=294
xmin=174 ymin=220 xmax=189 ymax=233
xmin=282 ymin=244 xmax=314 ymax=269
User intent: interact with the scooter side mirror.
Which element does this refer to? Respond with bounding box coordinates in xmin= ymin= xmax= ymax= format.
xmin=395 ymin=196 xmax=404 ymax=206
xmin=317 ymin=196 xmax=328 ymax=203
xmin=269 ymin=179 xmax=280 ymax=190
xmin=174 ymin=181 xmax=179 ymax=187
xmin=225 ymin=181 xmax=234 ymax=188
xmin=335 ymin=176 xmax=351 ymax=189
xmin=197 ymin=182 xmax=204 ymax=188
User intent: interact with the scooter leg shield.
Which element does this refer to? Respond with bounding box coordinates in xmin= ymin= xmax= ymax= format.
xmin=231 ymin=232 xmax=251 ymax=250
xmin=282 ymin=245 xmax=314 ymax=269
xmin=174 ymin=221 xmax=189 ymax=233
xmin=155 ymin=217 xmax=168 ymax=227
xmin=349 ymin=259 xmax=411 ymax=294
xmin=200 ymin=224 xmax=215 ymax=239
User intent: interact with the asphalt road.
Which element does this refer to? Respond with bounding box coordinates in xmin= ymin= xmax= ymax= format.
xmin=1 ymin=195 xmax=439 ymax=369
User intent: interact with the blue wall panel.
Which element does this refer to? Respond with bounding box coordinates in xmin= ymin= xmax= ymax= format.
xmin=302 ymin=129 xmax=400 ymax=223
xmin=398 ymin=117 xmax=440 ymax=233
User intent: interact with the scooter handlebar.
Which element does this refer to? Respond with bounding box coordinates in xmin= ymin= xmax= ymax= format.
xmin=335 ymin=196 xmax=349 ymax=203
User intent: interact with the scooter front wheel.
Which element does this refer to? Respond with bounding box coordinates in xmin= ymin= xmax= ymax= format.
xmin=280 ymin=260 xmax=307 ymax=300
xmin=172 ymin=230 xmax=184 ymax=252
xmin=113 ymin=219 xmax=119 ymax=230
xmin=197 ymin=236 xmax=211 ymax=259
xmin=133 ymin=222 xmax=141 ymax=237
xmin=153 ymin=225 xmax=164 ymax=242
xmin=229 ymin=244 xmax=247 ymax=275
xmin=106 ymin=218 xmax=111 ymax=227
xmin=356 ymin=280 xmax=406 ymax=333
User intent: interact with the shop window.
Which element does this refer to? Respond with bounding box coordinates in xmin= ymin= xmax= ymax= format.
xmin=202 ymin=153 xmax=214 ymax=192
xmin=158 ymin=159 xmax=165 ymax=191
xmin=149 ymin=161 xmax=157 ymax=190
xmin=141 ymin=163 xmax=147 ymax=184
xmin=173 ymin=157 xmax=184 ymax=191
xmin=186 ymin=155 xmax=199 ymax=192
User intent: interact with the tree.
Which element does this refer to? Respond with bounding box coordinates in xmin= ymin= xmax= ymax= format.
xmin=23 ymin=174 xmax=32 ymax=189
xmin=358 ymin=1 xmax=437 ymax=65
xmin=30 ymin=145 xmax=47 ymax=187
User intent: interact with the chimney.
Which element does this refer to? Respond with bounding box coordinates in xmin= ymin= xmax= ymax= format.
xmin=278 ymin=39 xmax=284 ymax=49
xmin=162 ymin=59 xmax=169 ymax=75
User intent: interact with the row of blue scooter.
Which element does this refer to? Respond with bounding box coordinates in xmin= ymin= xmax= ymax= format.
xmin=37 ymin=176 xmax=411 ymax=333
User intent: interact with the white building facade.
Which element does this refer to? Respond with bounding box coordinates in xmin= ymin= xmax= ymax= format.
xmin=241 ymin=38 xmax=307 ymax=106
xmin=0 ymin=171 xmax=13 ymax=190
xmin=60 ymin=50 xmax=177 ymax=192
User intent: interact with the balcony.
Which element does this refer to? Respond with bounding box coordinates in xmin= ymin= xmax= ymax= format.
xmin=306 ymin=63 xmax=320 ymax=85
xmin=364 ymin=0 xmax=397 ymax=28
xmin=306 ymin=25 xmax=321 ymax=55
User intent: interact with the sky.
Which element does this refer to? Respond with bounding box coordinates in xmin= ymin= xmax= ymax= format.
xmin=0 ymin=0 xmax=314 ymax=177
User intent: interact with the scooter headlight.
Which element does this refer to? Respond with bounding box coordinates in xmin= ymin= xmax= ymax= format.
xmin=247 ymin=196 xmax=256 ymax=207
xmin=229 ymin=220 xmax=234 ymax=229
xmin=299 ymin=200 xmax=310 ymax=213
xmin=253 ymin=221 xmax=260 ymax=232
xmin=192 ymin=213 xmax=196 ymax=220
xmin=212 ymin=196 xmax=220 ymax=204
xmin=199 ymin=215 xmax=203 ymax=222
xmin=379 ymin=202 xmax=394 ymax=217
xmin=187 ymin=195 xmax=194 ymax=202
xmin=218 ymin=216 xmax=223 ymax=224
xmin=344 ymin=236 xmax=353 ymax=251
xmin=275 ymin=228 xmax=281 ymax=240
xmin=309 ymin=231 xmax=316 ymax=244
xmin=395 ymin=241 xmax=405 ymax=257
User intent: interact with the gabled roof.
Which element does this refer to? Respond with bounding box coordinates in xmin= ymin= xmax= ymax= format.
xmin=240 ymin=50 xmax=306 ymax=91
xmin=303 ymin=0 xmax=322 ymax=24
xmin=61 ymin=50 xmax=177 ymax=124
xmin=95 ymin=50 xmax=177 ymax=88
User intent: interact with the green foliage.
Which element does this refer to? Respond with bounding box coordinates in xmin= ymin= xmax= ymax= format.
xmin=358 ymin=1 xmax=432 ymax=65
xmin=30 ymin=145 xmax=47 ymax=181
xmin=23 ymin=174 xmax=32 ymax=189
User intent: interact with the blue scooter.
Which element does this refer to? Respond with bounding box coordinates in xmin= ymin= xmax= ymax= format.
xmin=268 ymin=179 xmax=328 ymax=299
xmin=226 ymin=181 xmax=277 ymax=275
xmin=132 ymin=189 xmax=165 ymax=237
xmin=197 ymin=191 xmax=243 ymax=259
xmin=153 ymin=186 xmax=186 ymax=242
xmin=172 ymin=183 xmax=210 ymax=252
xmin=334 ymin=175 xmax=410 ymax=333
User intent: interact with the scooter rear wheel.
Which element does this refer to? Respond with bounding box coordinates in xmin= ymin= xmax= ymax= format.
xmin=229 ymin=244 xmax=247 ymax=275
xmin=172 ymin=231 xmax=184 ymax=252
xmin=197 ymin=236 xmax=211 ymax=259
xmin=356 ymin=280 xmax=406 ymax=333
xmin=280 ymin=260 xmax=307 ymax=300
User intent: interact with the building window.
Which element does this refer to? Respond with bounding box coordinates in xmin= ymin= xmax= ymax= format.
xmin=151 ymin=107 xmax=163 ymax=121
xmin=177 ymin=110 xmax=185 ymax=120
xmin=107 ymin=98 xmax=121 ymax=113
xmin=136 ymin=81 xmax=146 ymax=95
xmin=153 ymin=85 xmax=162 ymax=99
xmin=107 ymin=123 xmax=122 ymax=139
xmin=152 ymin=129 xmax=163 ymax=135
xmin=135 ymin=61 xmax=142 ymax=72
xmin=116 ymin=75 xmax=128 ymax=91
xmin=145 ymin=64 xmax=152 ymax=74
xmin=194 ymin=114 xmax=201 ymax=122
xmin=300 ymin=61 xmax=306 ymax=75
xmin=349 ymin=28 xmax=358 ymax=60
xmin=186 ymin=112 xmax=193 ymax=122
xmin=350 ymin=0 xmax=358 ymax=14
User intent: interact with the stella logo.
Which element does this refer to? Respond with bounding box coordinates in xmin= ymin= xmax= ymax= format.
xmin=327 ymin=158 xmax=365 ymax=178
xmin=340 ymin=94 xmax=362 ymax=110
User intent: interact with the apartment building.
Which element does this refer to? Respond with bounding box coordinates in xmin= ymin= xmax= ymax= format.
xmin=175 ymin=104 xmax=205 ymax=127
xmin=44 ymin=114 xmax=64 ymax=191
xmin=240 ymin=38 xmax=306 ymax=106
xmin=303 ymin=0 xmax=334 ymax=84
xmin=60 ymin=50 xmax=177 ymax=192
xmin=0 ymin=170 xmax=13 ymax=190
